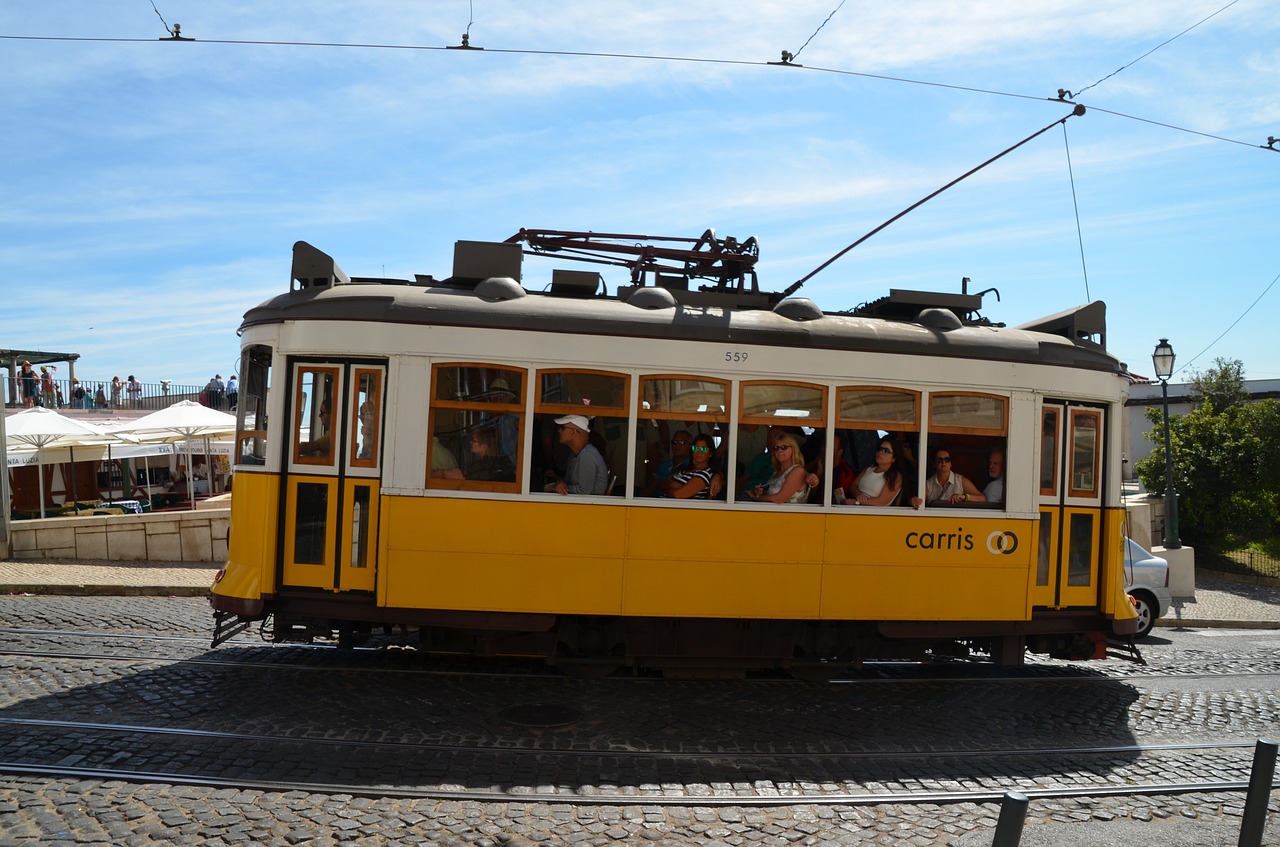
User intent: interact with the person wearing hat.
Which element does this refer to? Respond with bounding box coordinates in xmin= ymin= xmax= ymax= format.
xmin=19 ymin=361 xmax=38 ymax=407
xmin=544 ymin=414 xmax=609 ymax=495
xmin=482 ymin=378 xmax=520 ymax=463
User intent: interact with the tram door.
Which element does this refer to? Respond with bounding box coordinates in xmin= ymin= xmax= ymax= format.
xmin=1033 ymin=401 xmax=1105 ymax=609
xmin=281 ymin=361 xmax=385 ymax=593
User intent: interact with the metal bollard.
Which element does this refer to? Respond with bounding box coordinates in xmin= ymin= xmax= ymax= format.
xmin=991 ymin=791 xmax=1029 ymax=847
xmin=1239 ymin=738 xmax=1278 ymax=847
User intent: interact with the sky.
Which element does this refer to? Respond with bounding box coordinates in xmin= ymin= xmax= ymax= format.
xmin=2 ymin=1 xmax=1278 ymax=388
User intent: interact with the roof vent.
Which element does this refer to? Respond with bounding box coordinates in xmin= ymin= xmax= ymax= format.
xmin=773 ymin=298 xmax=823 ymax=321
xmin=917 ymin=307 xmax=963 ymax=331
xmin=475 ymin=276 xmax=526 ymax=302
xmin=627 ymin=286 xmax=677 ymax=310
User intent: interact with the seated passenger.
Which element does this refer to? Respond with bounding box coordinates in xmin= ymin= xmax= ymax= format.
xmin=849 ymin=439 xmax=904 ymax=506
xmin=299 ymin=399 xmax=333 ymax=458
xmin=983 ymin=449 xmax=1005 ymax=504
xmin=659 ymin=433 xmax=715 ymax=499
xmin=466 ymin=428 xmax=515 ymax=482
xmin=738 ymin=425 xmax=787 ymax=494
xmin=805 ymin=431 xmax=856 ymax=504
xmin=544 ymin=414 xmax=609 ymax=495
xmin=429 ymin=435 xmax=463 ymax=479
xmin=743 ymin=432 xmax=808 ymax=503
xmin=911 ymin=448 xmax=985 ymax=508
xmin=645 ymin=428 xmax=693 ymax=496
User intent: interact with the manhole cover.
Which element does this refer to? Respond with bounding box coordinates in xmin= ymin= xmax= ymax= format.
xmin=498 ymin=703 xmax=581 ymax=727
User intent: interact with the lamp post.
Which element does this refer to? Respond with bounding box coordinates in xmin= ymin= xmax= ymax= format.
xmin=1152 ymin=338 xmax=1181 ymax=549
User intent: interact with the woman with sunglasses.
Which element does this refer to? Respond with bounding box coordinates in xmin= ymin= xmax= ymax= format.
xmin=660 ymin=432 xmax=716 ymax=499
xmin=910 ymin=448 xmax=985 ymax=508
xmin=849 ymin=440 xmax=904 ymax=506
xmin=745 ymin=432 xmax=809 ymax=504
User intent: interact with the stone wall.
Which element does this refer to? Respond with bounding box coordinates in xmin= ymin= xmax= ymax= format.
xmin=9 ymin=508 xmax=230 ymax=563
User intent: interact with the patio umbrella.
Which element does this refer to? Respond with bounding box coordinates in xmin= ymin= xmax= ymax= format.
xmin=4 ymin=407 xmax=113 ymax=518
xmin=109 ymin=401 xmax=237 ymax=509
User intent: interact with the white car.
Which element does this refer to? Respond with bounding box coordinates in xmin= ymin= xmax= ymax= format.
xmin=1124 ymin=538 xmax=1173 ymax=639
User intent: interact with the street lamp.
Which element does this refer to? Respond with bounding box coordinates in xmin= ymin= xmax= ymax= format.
xmin=1152 ymin=338 xmax=1181 ymax=549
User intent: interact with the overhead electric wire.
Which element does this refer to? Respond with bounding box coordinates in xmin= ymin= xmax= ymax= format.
xmin=1 ymin=30 xmax=1270 ymax=153
xmin=1061 ymin=124 xmax=1090 ymax=303
xmin=790 ymin=0 xmax=847 ymax=62
xmin=1069 ymin=0 xmax=1244 ymax=99
xmin=1175 ymin=269 xmax=1280 ymax=376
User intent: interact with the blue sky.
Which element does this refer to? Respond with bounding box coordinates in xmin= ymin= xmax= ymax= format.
xmin=3 ymin=1 xmax=1278 ymax=387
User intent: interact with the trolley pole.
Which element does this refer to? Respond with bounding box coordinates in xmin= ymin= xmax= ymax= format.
xmin=1239 ymin=738 xmax=1277 ymax=847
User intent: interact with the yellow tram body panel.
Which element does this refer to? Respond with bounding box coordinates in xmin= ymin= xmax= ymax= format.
xmin=376 ymin=495 xmax=1064 ymax=623
xmin=217 ymin=471 xmax=280 ymax=601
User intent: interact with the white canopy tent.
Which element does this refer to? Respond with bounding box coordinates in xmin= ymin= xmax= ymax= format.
xmin=107 ymin=401 xmax=237 ymax=509
xmin=4 ymin=407 xmax=114 ymax=518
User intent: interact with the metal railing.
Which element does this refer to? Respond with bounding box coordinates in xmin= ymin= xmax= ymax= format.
xmin=2 ymin=376 xmax=209 ymax=412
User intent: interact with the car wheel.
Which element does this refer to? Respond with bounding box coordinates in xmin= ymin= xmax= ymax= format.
xmin=1130 ymin=591 xmax=1156 ymax=639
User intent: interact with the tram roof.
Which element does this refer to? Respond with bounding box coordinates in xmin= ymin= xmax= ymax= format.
xmin=240 ymin=242 xmax=1123 ymax=374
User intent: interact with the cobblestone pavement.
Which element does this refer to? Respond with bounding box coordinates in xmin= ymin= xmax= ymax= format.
xmin=0 ymin=575 xmax=1277 ymax=845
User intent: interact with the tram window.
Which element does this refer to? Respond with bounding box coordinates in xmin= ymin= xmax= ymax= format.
xmin=1068 ymin=410 xmax=1101 ymax=498
xmin=639 ymin=376 xmax=728 ymax=498
xmin=236 ymin=345 xmax=270 ymax=466
xmin=921 ymin=392 xmax=1009 ymax=509
xmin=737 ymin=381 xmax=825 ymax=503
xmin=1040 ymin=408 xmax=1060 ymax=495
xmin=294 ymin=367 xmax=339 ymax=465
xmin=351 ymin=368 xmax=382 ymax=467
xmin=837 ymin=387 xmax=921 ymax=508
xmin=536 ymin=369 xmax=629 ymax=496
xmin=428 ymin=364 xmax=525 ymax=492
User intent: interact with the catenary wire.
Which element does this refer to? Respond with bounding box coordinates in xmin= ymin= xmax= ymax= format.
xmin=1175 ymin=269 xmax=1280 ymax=376
xmin=1061 ymin=124 xmax=1090 ymax=303
xmin=790 ymin=0 xmax=848 ymax=61
xmin=1069 ymin=0 xmax=1245 ymax=100
xmin=0 ymin=32 xmax=1271 ymax=151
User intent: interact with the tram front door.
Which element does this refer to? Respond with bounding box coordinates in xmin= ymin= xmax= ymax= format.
xmin=1032 ymin=400 xmax=1106 ymax=609
xmin=280 ymin=361 xmax=385 ymax=594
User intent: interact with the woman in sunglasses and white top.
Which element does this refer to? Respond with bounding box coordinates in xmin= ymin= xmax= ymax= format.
xmin=850 ymin=439 xmax=905 ymax=506
xmin=910 ymin=448 xmax=985 ymax=508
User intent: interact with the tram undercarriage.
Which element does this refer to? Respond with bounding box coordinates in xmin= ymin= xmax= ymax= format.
xmin=216 ymin=598 xmax=1111 ymax=675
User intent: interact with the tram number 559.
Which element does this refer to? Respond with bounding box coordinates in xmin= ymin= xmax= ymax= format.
xmin=724 ymin=351 xmax=749 ymax=363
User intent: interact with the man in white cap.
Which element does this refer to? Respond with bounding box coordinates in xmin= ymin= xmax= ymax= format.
xmin=545 ymin=414 xmax=609 ymax=495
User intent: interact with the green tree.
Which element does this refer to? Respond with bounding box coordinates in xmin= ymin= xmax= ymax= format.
xmin=1189 ymin=357 xmax=1248 ymax=412
xmin=1136 ymin=392 xmax=1280 ymax=549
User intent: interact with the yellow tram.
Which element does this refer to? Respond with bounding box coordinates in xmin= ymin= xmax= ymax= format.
xmin=211 ymin=232 xmax=1138 ymax=672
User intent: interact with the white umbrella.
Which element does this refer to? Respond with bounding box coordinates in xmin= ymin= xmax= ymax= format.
xmin=109 ymin=401 xmax=237 ymax=509
xmin=5 ymin=407 xmax=113 ymax=518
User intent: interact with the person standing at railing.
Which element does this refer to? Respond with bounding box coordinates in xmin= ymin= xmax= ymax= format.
xmin=19 ymin=361 xmax=38 ymax=407
xmin=204 ymin=374 xmax=225 ymax=409
xmin=126 ymin=375 xmax=142 ymax=408
xmin=110 ymin=376 xmax=122 ymax=408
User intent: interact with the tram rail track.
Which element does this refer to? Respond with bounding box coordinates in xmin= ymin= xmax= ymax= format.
xmin=0 ymin=715 xmax=1272 ymax=807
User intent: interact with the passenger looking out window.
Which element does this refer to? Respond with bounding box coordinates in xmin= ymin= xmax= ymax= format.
xmin=848 ymin=440 xmax=905 ymax=506
xmin=659 ymin=433 xmax=716 ymax=499
xmin=645 ymin=429 xmax=693 ymax=496
xmin=983 ymin=449 xmax=1005 ymax=505
xmin=465 ymin=427 xmax=515 ymax=482
xmin=911 ymin=448 xmax=985 ymax=508
xmin=544 ymin=415 xmax=608 ymax=495
xmin=743 ymin=432 xmax=808 ymax=503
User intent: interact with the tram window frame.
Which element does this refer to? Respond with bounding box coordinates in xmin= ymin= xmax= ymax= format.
xmin=1040 ymin=407 xmax=1061 ymax=496
xmin=235 ymin=344 xmax=271 ymax=468
xmin=534 ymin=368 xmax=630 ymax=496
xmin=737 ymin=380 xmax=827 ymax=504
xmin=426 ymin=364 xmax=527 ymax=493
xmin=835 ymin=386 xmax=921 ymax=507
xmin=349 ymin=367 xmax=383 ymax=469
xmin=1067 ymin=409 xmax=1101 ymax=499
xmin=638 ymin=375 xmax=729 ymax=499
xmin=293 ymin=366 xmax=341 ymax=467
xmin=922 ymin=392 xmax=1008 ymax=509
